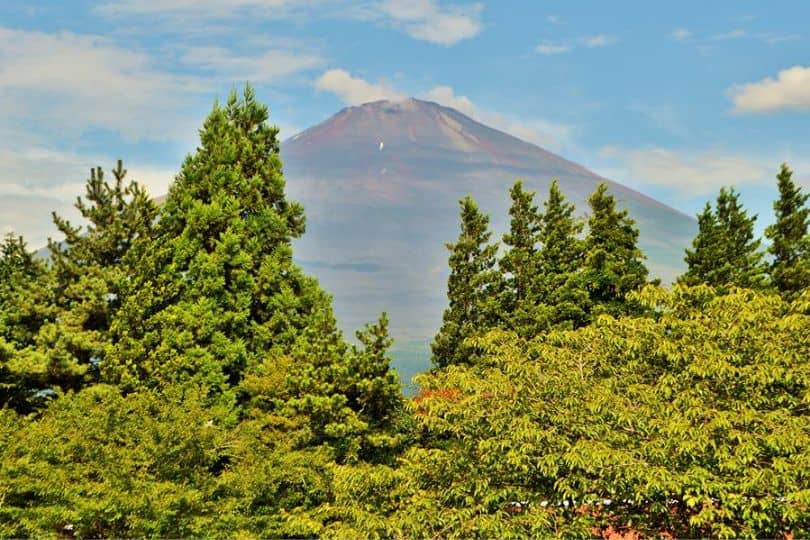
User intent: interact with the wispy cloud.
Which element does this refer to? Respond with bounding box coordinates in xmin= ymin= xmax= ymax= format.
xmin=672 ymin=27 xmax=801 ymax=46
xmin=671 ymin=27 xmax=691 ymax=41
xmin=711 ymin=28 xmax=746 ymax=41
xmin=374 ymin=0 xmax=484 ymax=46
xmin=534 ymin=34 xmax=618 ymax=55
xmin=0 ymin=27 xmax=202 ymax=143
xmin=180 ymin=46 xmax=323 ymax=82
xmin=627 ymin=101 xmax=690 ymax=138
xmin=95 ymin=0 xmax=304 ymax=19
xmin=546 ymin=14 xmax=561 ymax=24
xmin=598 ymin=146 xmax=771 ymax=196
xmin=98 ymin=0 xmax=484 ymax=46
xmin=535 ymin=42 xmax=572 ymax=55
xmin=580 ymin=34 xmax=618 ymax=48
xmin=730 ymin=65 xmax=810 ymax=114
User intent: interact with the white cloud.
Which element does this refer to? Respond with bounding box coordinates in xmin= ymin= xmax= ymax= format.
xmin=598 ymin=146 xmax=770 ymax=196
xmin=315 ymin=69 xmax=404 ymax=104
xmin=375 ymin=0 xmax=483 ymax=45
xmin=730 ymin=66 xmax=810 ymax=114
xmin=546 ymin=14 xmax=561 ymax=24
xmin=711 ymin=28 xmax=746 ymax=41
xmin=535 ymin=34 xmax=617 ymax=55
xmin=100 ymin=0 xmax=483 ymax=46
xmin=95 ymin=0 xmax=298 ymax=18
xmin=0 ymin=27 xmax=204 ymax=143
xmin=180 ymin=46 xmax=323 ymax=82
xmin=580 ymin=34 xmax=618 ymax=48
xmin=423 ymin=85 xmax=475 ymax=116
xmin=671 ymin=27 xmax=691 ymax=41
xmin=535 ymin=42 xmax=571 ymax=55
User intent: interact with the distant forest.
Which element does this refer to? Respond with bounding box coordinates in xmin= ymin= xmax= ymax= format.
xmin=1 ymin=86 xmax=808 ymax=538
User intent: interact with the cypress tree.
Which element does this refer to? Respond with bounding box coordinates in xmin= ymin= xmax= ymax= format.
xmin=582 ymin=183 xmax=649 ymax=318
xmin=535 ymin=179 xmax=588 ymax=329
xmin=106 ymin=85 xmax=338 ymax=393
xmin=765 ymin=163 xmax=809 ymax=300
xmin=679 ymin=187 xmax=768 ymax=290
xmin=431 ymin=196 xmax=499 ymax=368
xmin=498 ymin=180 xmax=543 ymax=335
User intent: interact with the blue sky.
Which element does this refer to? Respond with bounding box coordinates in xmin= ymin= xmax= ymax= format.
xmin=1 ymin=0 xmax=809 ymax=248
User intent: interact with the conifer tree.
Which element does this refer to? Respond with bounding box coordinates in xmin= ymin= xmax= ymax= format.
xmin=535 ymin=179 xmax=588 ymax=329
xmin=35 ymin=161 xmax=159 ymax=390
xmin=765 ymin=163 xmax=809 ymax=300
xmin=284 ymin=312 xmax=404 ymax=463
xmin=679 ymin=187 xmax=768 ymax=290
xmin=106 ymin=86 xmax=338 ymax=393
xmin=498 ymin=180 xmax=543 ymax=334
xmin=0 ymin=234 xmax=51 ymax=348
xmin=0 ymin=234 xmax=54 ymax=412
xmin=582 ymin=183 xmax=649 ymax=318
xmin=432 ymin=196 xmax=500 ymax=368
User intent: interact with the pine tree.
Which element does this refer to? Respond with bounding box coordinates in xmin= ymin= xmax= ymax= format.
xmin=765 ymin=163 xmax=809 ymax=300
xmin=498 ymin=180 xmax=543 ymax=335
xmin=35 ymin=161 xmax=159 ymax=391
xmin=582 ymin=183 xmax=649 ymax=318
xmin=679 ymin=187 xmax=768 ymax=290
xmin=535 ymin=179 xmax=588 ymax=329
xmin=0 ymin=234 xmax=54 ymax=412
xmin=432 ymin=196 xmax=500 ymax=368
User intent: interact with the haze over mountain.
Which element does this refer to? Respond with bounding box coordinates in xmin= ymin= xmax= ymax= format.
xmin=281 ymin=98 xmax=697 ymax=381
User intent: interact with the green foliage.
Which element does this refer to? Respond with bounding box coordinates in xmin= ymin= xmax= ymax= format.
xmin=498 ymin=180 xmax=543 ymax=335
xmin=0 ymin=234 xmax=56 ymax=412
xmin=340 ymin=285 xmax=808 ymax=538
xmin=106 ymin=86 xmax=338 ymax=394
xmin=535 ymin=179 xmax=589 ymax=330
xmin=583 ymin=183 xmax=650 ymax=318
xmin=38 ymin=161 xmax=159 ymax=393
xmin=0 ymin=383 xmax=341 ymax=538
xmin=431 ymin=196 xmax=500 ymax=368
xmin=681 ymin=187 xmax=768 ymax=290
xmin=766 ymin=163 xmax=810 ymax=300
xmin=282 ymin=312 xmax=407 ymax=464
xmin=2 ymin=82 xmax=807 ymax=539
xmin=0 ymin=233 xmax=52 ymax=348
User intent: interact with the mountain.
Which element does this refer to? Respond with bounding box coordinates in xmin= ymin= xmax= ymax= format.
xmin=280 ymin=98 xmax=697 ymax=386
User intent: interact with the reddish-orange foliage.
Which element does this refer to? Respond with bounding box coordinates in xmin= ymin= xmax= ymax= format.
xmin=412 ymin=388 xmax=460 ymax=415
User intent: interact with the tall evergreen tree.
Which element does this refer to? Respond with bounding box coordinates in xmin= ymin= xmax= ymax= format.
xmin=679 ymin=187 xmax=768 ymax=290
xmin=432 ymin=196 xmax=500 ymax=368
xmin=535 ymin=179 xmax=588 ymax=329
xmin=582 ymin=183 xmax=649 ymax=318
xmin=106 ymin=86 xmax=338 ymax=393
xmin=105 ymin=87 xmax=404 ymax=457
xmin=765 ymin=163 xmax=809 ymax=300
xmin=498 ymin=180 xmax=543 ymax=334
